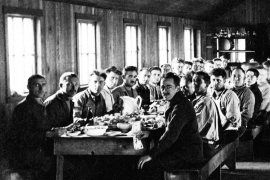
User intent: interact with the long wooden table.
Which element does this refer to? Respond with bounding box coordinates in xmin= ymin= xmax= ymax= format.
xmin=48 ymin=134 xmax=150 ymax=180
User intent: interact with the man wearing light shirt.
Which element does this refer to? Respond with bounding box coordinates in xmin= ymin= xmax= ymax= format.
xmin=257 ymin=67 xmax=270 ymax=113
xmin=101 ymin=66 xmax=122 ymax=114
xmin=211 ymin=68 xmax=241 ymax=144
xmin=230 ymin=68 xmax=255 ymax=137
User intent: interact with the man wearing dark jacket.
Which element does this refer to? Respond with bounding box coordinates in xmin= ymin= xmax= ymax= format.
xmin=9 ymin=75 xmax=53 ymax=179
xmin=246 ymin=68 xmax=263 ymax=126
xmin=44 ymin=72 xmax=80 ymax=127
xmin=138 ymin=72 xmax=203 ymax=180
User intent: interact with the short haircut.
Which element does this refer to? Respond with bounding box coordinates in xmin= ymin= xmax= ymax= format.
xmin=100 ymin=72 xmax=107 ymax=80
xmin=149 ymin=66 xmax=161 ymax=73
xmin=181 ymin=72 xmax=194 ymax=84
xmin=184 ymin=61 xmax=193 ymax=66
xmin=246 ymin=68 xmax=260 ymax=77
xmin=232 ymin=67 xmax=245 ymax=75
xmin=105 ymin=66 xmax=122 ymax=76
xmin=220 ymin=53 xmax=230 ymax=60
xmin=213 ymin=58 xmax=222 ymax=62
xmin=163 ymin=72 xmax=180 ymax=87
xmin=205 ymin=60 xmax=214 ymax=64
xmin=139 ymin=67 xmax=150 ymax=73
xmin=28 ymin=74 xmax=45 ymax=86
xmin=195 ymin=71 xmax=210 ymax=85
xmin=59 ymin=72 xmax=78 ymax=85
xmin=89 ymin=70 xmax=101 ymax=78
xmin=160 ymin=63 xmax=171 ymax=68
xmin=122 ymin=66 xmax=138 ymax=76
xmin=212 ymin=68 xmax=227 ymax=79
xmin=171 ymin=57 xmax=185 ymax=64
xmin=192 ymin=58 xmax=201 ymax=63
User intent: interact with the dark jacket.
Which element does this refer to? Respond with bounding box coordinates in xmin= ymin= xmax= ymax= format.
xmin=73 ymin=89 xmax=107 ymax=120
xmin=44 ymin=90 xmax=74 ymax=127
xmin=9 ymin=95 xmax=51 ymax=169
xmin=149 ymin=91 xmax=203 ymax=164
xmin=249 ymin=82 xmax=263 ymax=125
xmin=133 ymin=81 xmax=150 ymax=107
xmin=112 ymin=83 xmax=139 ymax=104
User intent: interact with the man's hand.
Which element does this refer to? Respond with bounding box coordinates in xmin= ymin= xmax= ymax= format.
xmin=137 ymin=155 xmax=152 ymax=169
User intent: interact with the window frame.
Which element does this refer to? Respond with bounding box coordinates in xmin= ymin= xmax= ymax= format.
xmin=184 ymin=25 xmax=201 ymax=61
xmin=3 ymin=6 xmax=43 ymax=103
xmin=123 ymin=18 xmax=142 ymax=69
xmin=157 ymin=22 xmax=171 ymax=65
xmin=75 ymin=13 xmax=101 ymax=87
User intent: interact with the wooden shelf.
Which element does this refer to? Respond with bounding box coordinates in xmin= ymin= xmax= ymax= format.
xmin=217 ymin=50 xmax=255 ymax=53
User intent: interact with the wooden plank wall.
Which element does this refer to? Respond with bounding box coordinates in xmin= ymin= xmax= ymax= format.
xmin=0 ymin=0 xmax=208 ymax=123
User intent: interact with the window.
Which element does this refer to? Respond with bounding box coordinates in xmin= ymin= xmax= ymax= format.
xmin=5 ymin=7 xmax=42 ymax=98
xmin=124 ymin=19 xmax=141 ymax=68
xmin=76 ymin=14 xmax=101 ymax=86
xmin=184 ymin=26 xmax=201 ymax=61
xmin=158 ymin=22 xmax=171 ymax=65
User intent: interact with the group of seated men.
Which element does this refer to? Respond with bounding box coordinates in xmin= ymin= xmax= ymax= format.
xmin=7 ymin=54 xmax=270 ymax=180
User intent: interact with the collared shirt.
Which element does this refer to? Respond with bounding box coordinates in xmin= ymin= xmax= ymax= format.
xmin=112 ymin=83 xmax=138 ymax=104
xmin=212 ymin=88 xmax=241 ymax=130
xmin=73 ymin=89 xmax=107 ymax=122
xmin=193 ymin=94 xmax=220 ymax=142
xmin=258 ymin=82 xmax=270 ymax=112
xmin=232 ymin=85 xmax=255 ymax=127
xmin=147 ymin=83 xmax=163 ymax=101
xmin=101 ymin=85 xmax=114 ymax=113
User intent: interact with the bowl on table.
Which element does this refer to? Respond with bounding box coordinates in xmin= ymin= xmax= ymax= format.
xmin=84 ymin=126 xmax=108 ymax=136
xmin=117 ymin=123 xmax=132 ymax=133
xmin=66 ymin=131 xmax=81 ymax=137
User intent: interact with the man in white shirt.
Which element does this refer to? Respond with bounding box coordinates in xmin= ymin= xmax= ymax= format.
xmin=101 ymin=66 xmax=122 ymax=114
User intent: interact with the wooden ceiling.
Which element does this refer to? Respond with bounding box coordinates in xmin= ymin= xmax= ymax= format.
xmin=53 ymin=0 xmax=246 ymax=20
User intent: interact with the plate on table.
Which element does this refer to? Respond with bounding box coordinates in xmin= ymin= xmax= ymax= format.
xmin=66 ymin=131 xmax=81 ymax=137
xmin=105 ymin=131 xmax=126 ymax=136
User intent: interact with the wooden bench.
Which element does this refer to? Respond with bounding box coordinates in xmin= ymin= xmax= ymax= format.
xmin=237 ymin=125 xmax=262 ymax=161
xmin=164 ymin=138 xmax=239 ymax=180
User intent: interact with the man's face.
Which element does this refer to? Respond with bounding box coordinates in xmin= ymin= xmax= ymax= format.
xmin=150 ymin=70 xmax=161 ymax=84
xmin=192 ymin=62 xmax=200 ymax=72
xmin=220 ymin=56 xmax=228 ymax=68
xmin=160 ymin=78 xmax=179 ymax=101
xmin=192 ymin=74 xmax=207 ymax=95
xmin=60 ymin=76 xmax=80 ymax=97
xmin=214 ymin=61 xmax=223 ymax=68
xmin=211 ymin=75 xmax=225 ymax=91
xmin=138 ymin=70 xmax=150 ymax=85
xmin=123 ymin=71 xmax=137 ymax=87
xmin=205 ymin=63 xmax=214 ymax=74
xmin=245 ymin=71 xmax=257 ymax=87
xmin=183 ymin=64 xmax=192 ymax=75
xmin=88 ymin=74 xmax=105 ymax=95
xmin=231 ymin=69 xmax=245 ymax=87
xmin=28 ymin=78 xmax=47 ymax=98
xmin=161 ymin=65 xmax=171 ymax=76
xmin=257 ymin=69 xmax=267 ymax=84
xmin=180 ymin=78 xmax=194 ymax=96
xmin=172 ymin=63 xmax=184 ymax=75
xmin=106 ymin=72 xmax=120 ymax=89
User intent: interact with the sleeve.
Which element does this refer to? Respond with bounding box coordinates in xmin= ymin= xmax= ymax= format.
xmin=224 ymin=91 xmax=240 ymax=123
xmin=73 ymin=94 xmax=85 ymax=122
xmin=196 ymin=99 xmax=213 ymax=133
xmin=112 ymin=88 xmax=121 ymax=104
xmin=44 ymin=101 xmax=57 ymax=127
xmin=149 ymin=105 xmax=188 ymax=158
xmin=241 ymin=90 xmax=255 ymax=126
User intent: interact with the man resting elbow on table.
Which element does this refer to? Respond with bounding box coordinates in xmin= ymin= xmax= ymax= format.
xmin=138 ymin=72 xmax=204 ymax=180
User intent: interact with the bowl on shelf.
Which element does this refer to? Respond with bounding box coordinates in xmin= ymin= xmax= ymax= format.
xmin=84 ymin=126 xmax=108 ymax=136
xmin=117 ymin=123 xmax=132 ymax=133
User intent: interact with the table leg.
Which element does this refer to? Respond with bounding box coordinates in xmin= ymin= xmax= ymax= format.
xmin=56 ymin=155 xmax=64 ymax=180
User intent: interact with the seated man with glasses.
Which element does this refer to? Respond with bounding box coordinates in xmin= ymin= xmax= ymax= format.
xmin=138 ymin=72 xmax=203 ymax=180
